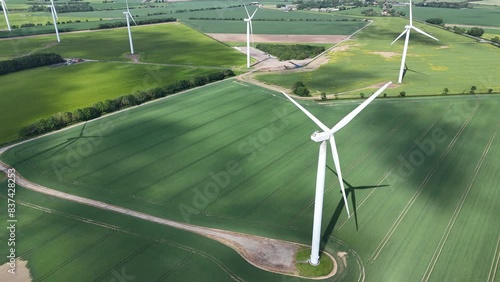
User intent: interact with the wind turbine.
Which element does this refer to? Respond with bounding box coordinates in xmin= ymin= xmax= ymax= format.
xmin=48 ymin=4 xmax=60 ymax=42
xmin=0 ymin=0 xmax=11 ymax=31
xmin=391 ymin=0 xmax=438 ymax=83
xmin=123 ymin=0 xmax=137 ymax=54
xmin=243 ymin=4 xmax=258 ymax=68
xmin=49 ymin=0 xmax=58 ymax=20
xmin=281 ymin=81 xmax=392 ymax=266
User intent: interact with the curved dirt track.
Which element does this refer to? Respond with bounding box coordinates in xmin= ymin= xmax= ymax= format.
xmin=0 ymin=160 xmax=337 ymax=279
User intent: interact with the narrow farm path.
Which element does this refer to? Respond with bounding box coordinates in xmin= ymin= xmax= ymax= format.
xmin=0 ymin=160 xmax=337 ymax=279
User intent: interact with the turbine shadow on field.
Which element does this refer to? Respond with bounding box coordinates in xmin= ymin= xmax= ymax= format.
xmin=48 ymin=122 xmax=102 ymax=157
xmin=320 ymin=166 xmax=388 ymax=254
xmin=13 ymin=122 xmax=100 ymax=166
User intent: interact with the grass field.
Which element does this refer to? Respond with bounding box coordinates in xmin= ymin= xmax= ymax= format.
xmin=256 ymin=17 xmax=500 ymax=97
xmin=2 ymin=79 xmax=499 ymax=281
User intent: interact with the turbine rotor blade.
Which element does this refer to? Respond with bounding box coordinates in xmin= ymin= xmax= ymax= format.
xmin=250 ymin=7 xmax=259 ymax=19
xmin=331 ymin=82 xmax=392 ymax=133
xmin=391 ymin=29 xmax=408 ymax=45
xmin=129 ymin=13 xmax=137 ymax=25
xmin=243 ymin=4 xmax=251 ymax=18
xmin=329 ymin=136 xmax=350 ymax=218
xmin=280 ymin=91 xmax=330 ymax=133
xmin=50 ymin=0 xmax=58 ymax=19
xmin=2 ymin=1 xmax=8 ymax=13
xmin=411 ymin=26 xmax=439 ymax=41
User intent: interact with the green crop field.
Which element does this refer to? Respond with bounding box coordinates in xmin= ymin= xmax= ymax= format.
xmin=2 ymin=79 xmax=499 ymax=281
xmin=0 ymin=62 xmax=212 ymax=145
xmin=177 ymin=6 xmax=367 ymax=35
xmin=256 ymin=17 xmax=500 ymax=97
xmin=182 ymin=19 xmax=366 ymax=35
xmin=0 ymin=185 xmax=288 ymax=281
xmin=396 ymin=6 xmax=500 ymax=27
xmin=0 ymin=22 xmax=246 ymax=65
xmin=0 ymin=21 xmax=246 ymax=144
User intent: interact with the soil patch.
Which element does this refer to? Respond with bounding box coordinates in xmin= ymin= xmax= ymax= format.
xmin=0 ymin=260 xmax=32 ymax=282
xmin=371 ymin=51 xmax=399 ymax=58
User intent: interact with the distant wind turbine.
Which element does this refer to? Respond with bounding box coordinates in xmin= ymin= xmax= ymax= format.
xmin=48 ymin=4 xmax=60 ymax=42
xmin=0 ymin=0 xmax=11 ymax=31
xmin=243 ymin=4 xmax=258 ymax=68
xmin=123 ymin=0 xmax=137 ymax=54
xmin=281 ymin=81 xmax=392 ymax=266
xmin=391 ymin=0 xmax=438 ymax=83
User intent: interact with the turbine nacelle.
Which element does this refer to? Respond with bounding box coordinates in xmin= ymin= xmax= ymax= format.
xmin=311 ymin=131 xmax=330 ymax=142
xmin=244 ymin=18 xmax=250 ymax=22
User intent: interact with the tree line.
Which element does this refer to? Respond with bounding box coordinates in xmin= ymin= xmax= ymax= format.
xmin=188 ymin=17 xmax=357 ymax=22
xmin=0 ymin=53 xmax=64 ymax=76
xmin=173 ymin=4 xmax=242 ymax=14
xmin=28 ymin=3 xmax=95 ymax=13
xmin=416 ymin=2 xmax=472 ymax=9
xmin=19 ymin=70 xmax=236 ymax=138
xmin=92 ymin=17 xmax=176 ymax=29
xmin=256 ymin=44 xmax=325 ymax=61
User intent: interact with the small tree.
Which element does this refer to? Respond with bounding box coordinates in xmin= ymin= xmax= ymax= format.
xmin=295 ymin=86 xmax=310 ymax=97
xmin=399 ymin=91 xmax=406 ymax=97
xmin=292 ymin=81 xmax=305 ymax=93
xmin=383 ymin=93 xmax=387 ymax=98
xmin=470 ymin=85 xmax=476 ymax=94
xmin=360 ymin=93 xmax=365 ymax=98
xmin=443 ymin=88 xmax=449 ymax=95
xmin=467 ymin=27 xmax=484 ymax=37
xmin=320 ymin=92 xmax=327 ymax=100
xmin=488 ymin=88 xmax=493 ymax=94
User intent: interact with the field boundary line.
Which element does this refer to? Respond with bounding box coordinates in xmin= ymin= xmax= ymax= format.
xmin=421 ymin=121 xmax=500 ymax=282
xmin=368 ymin=103 xmax=480 ymax=264
xmin=488 ymin=237 xmax=500 ymax=282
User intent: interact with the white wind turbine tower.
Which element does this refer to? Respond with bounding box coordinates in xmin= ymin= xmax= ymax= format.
xmin=281 ymin=81 xmax=392 ymax=266
xmin=48 ymin=3 xmax=60 ymax=42
xmin=123 ymin=0 xmax=137 ymax=54
xmin=243 ymin=4 xmax=258 ymax=68
xmin=0 ymin=0 xmax=11 ymax=31
xmin=391 ymin=0 xmax=438 ymax=83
